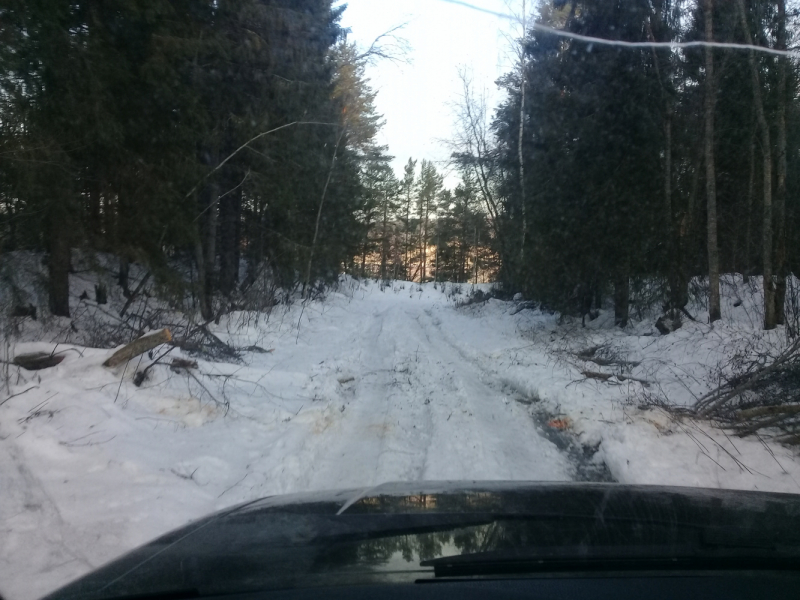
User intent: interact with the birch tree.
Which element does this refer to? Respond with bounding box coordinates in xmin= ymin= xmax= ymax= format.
xmin=704 ymin=0 xmax=722 ymax=323
xmin=775 ymin=0 xmax=789 ymax=325
xmin=736 ymin=0 xmax=775 ymax=330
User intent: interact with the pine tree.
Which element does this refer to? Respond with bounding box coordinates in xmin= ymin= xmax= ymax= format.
xmin=416 ymin=160 xmax=443 ymax=282
xmin=704 ymin=0 xmax=722 ymax=323
xmin=401 ymin=158 xmax=418 ymax=279
xmin=1 ymin=0 xmax=371 ymax=317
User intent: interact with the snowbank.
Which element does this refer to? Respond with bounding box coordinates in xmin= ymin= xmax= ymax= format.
xmin=2 ymin=275 xmax=799 ymax=600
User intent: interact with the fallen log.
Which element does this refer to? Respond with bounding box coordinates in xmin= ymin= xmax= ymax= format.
xmin=170 ymin=358 xmax=198 ymax=371
xmin=103 ymin=329 xmax=172 ymax=368
xmin=586 ymin=356 xmax=641 ymax=368
xmin=13 ymin=352 xmax=64 ymax=371
xmin=615 ymin=374 xmax=653 ymax=387
xmin=577 ymin=346 xmax=601 ymax=358
xmin=510 ymin=301 xmax=538 ymax=315
xmin=580 ymin=370 xmax=652 ymax=387
xmin=243 ymin=345 xmax=274 ymax=354
xmin=11 ymin=304 xmax=37 ymax=320
xmin=775 ymin=433 xmax=800 ymax=445
xmin=581 ymin=370 xmax=613 ymax=382
xmin=733 ymin=412 xmax=800 ymax=437
xmin=736 ymin=404 xmax=800 ymax=421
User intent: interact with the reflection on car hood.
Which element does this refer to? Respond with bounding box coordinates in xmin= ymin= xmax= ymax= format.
xmin=43 ymin=481 xmax=800 ymax=600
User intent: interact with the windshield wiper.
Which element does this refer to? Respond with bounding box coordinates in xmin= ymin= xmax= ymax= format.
xmin=421 ymin=545 xmax=800 ymax=578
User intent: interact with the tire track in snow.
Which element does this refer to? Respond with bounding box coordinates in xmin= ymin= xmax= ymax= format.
xmin=417 ymin=305 xmax=613 ymax=482
xmin=402 ymin=307 xmax=573 ymax=481
xmin=230 ymin=290 xmax=590 ymax=496
xmin=288 ymin=299 xmax=573 ymax=487
xmin=0 ymin=444 xmax=93 ymax=600
xmin=299 ymin=307 xmax=436 ymax=490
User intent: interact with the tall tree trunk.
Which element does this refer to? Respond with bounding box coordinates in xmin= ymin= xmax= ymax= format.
xmin=704 ymin=0 xmax=721 ymax=323
xmin=116 ymin=187 xmax=132 ymax=296
xmin=104 ymin=192 xmax=116 ymax=253
xmin=194 ymin=169 xmax=217 ymax=322
xmin=613 ymin=270 xmax=629 ymax=328
xmin=743 ymin=115 xmax=756 ymax=284
xmin=305 ymin=124 xmax=346 ymax=297
xmin=518 ymin=0 xmax=527 ymax=265
xmin=86 ymin=171 xmax=102 ymax=248
xmin=421 ymin=203 xmax=429 ymax=281
xmin=242 ymin=199 xmax=267 ymax=292
xmin=434 ymin=232 xmax=440 ymax=282
xmin=218 ymin=181 xmax=242 ymax=296
xmin=48 ymin=202 xmax=71 ymax=317
xmin=645 ymin=12 xmax=681 ymax=309
xmin=233 ymin=192 xmax=242 ymax=288
xmin=202 ymin=180 xmax=218 ymax=315
xmin=404 ymin=192 xmax=411 ymax=278
xmin=194 ymin=233 xmax=211 ymax=321
xmin=361 ymin=219 xmax=369 ymax=277
xmin=676 ymin=141 xmax=703 ymax=310
xmin=665 ymin=116 xmax=682 ymax=308
xmin=737 ymin=0 xmax=775 ymax=330
xmin=459 ymin=237 xmax=466 ymax=283
xmin=6 ymin=198 xmax=16 ymax=251
xmin=380 ymin=194 xmax=389 ymax=280
xmin=742 ymin=122 xmax=758 ymax=283
xmin=474 ymin=223 xmax=479 ymax=285
xmin=774 ymin=0 xmax=788 ymax=325
xmin=119 ymin=257 xmax=130 ymax=297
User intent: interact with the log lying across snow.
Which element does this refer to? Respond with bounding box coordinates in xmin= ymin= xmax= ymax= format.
xmin=581 ymin=370 xmax=613 ymax=382
xmin=103 ymin=329 xmax=172 ymax=368
xmin=581 ymin=370 xmax=652 ymax=387
xmin=13 ymin=352 xmax=65 ymax=371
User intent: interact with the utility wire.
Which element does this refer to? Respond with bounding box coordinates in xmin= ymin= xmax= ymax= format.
xmin=531 ymin=22 xmax=799 ymax=58
xmin=437 ymin=0 xmax=800 ymax=58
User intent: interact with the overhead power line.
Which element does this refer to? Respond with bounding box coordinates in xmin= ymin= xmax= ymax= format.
xmin=436 ymin=0 xmax=800 ymax=58
xmin=531 ymin=22 xmax=798 ymax=57
xmin=437 ymin=0 xmax=515 ymax=20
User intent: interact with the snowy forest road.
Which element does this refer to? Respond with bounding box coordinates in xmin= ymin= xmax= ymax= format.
xmin=0 ymin=281 xmax=587 ymax=600
xmin=264 ymin=285 xmax=576 ymax=493
xmin=5 ymin=280 xmax=800 ymax=600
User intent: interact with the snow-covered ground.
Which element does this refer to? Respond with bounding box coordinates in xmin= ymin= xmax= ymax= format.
xmin=2 ymin=277 xmax=800 ymax=600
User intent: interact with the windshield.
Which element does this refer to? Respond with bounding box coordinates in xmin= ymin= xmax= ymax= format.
xmin=2 ymin=1 xmax=800 ymax=599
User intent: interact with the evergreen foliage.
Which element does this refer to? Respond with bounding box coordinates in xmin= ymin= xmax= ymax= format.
xmin=0 ymin=0 xmax=364 ymax=316
xmin=4 ymin=0 xmax=797 ymax=332
xmin=484 ymin=0 xmax=800 ymax=328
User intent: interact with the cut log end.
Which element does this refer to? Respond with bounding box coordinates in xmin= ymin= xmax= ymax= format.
xmin=103 ymin=329 xmax=172 ymax=368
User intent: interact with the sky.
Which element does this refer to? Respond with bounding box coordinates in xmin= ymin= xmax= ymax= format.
xmin=338 ymin=0 xmax=520 ymax=186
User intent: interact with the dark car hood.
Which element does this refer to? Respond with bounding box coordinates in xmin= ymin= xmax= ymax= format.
xmin=43 ymin=481 xmax=800 ymax=600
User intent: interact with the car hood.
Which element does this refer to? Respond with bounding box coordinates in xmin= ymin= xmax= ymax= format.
xmin=43 ymin=481 xmax=800 ymax=599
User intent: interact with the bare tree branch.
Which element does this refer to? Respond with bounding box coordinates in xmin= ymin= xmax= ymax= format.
xmin=355 ymin=23 xmax=411 ymax=65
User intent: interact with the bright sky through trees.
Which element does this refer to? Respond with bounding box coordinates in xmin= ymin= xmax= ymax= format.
xmin=339 ymin=0 xmax=516 ymax=183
